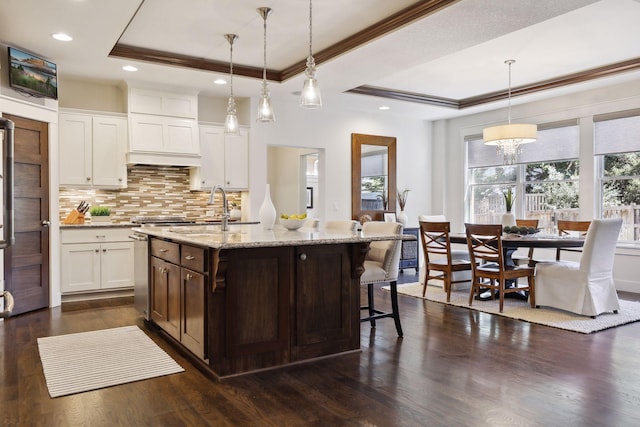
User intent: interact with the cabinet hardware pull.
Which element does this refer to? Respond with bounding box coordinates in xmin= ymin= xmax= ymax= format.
xmin=186 ymin=273 xmax=192 ymax=280
xmin=96 ymin=235 xmax=106 ymax=239
xmin=159 ymin=248 xmax=168 ymax=252
xmin=184 ymin=255 xmax=195 ymax=260
xmin=86 ymin=177 xmax=91 ymax=181
xmin=103 ymin=249 xmax=107 ymax=252
xmin=95 ymin=249 xmax=99 ymax=253
xmin=299 ymin=253 xmax=307 ymax=261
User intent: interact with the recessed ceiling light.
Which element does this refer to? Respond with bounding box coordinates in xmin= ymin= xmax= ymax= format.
xmin=122 ymin=65 xmax=138 ymax=72
xmin=52 ymin=33 xmax=73 ymax=42
xmin=379 ymin=106 xmax=390 ymax=111
xmin=213 ymin=78 xmax=227 ymax=85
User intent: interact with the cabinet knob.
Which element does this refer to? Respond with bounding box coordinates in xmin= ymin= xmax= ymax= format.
xmin=186 ymin=273 xmax=193 ymax=281
xmin=226 ymin=181 xmax=230 ymax=185
xmin=159 ymin=248 xmax=168 ymax=252
xmin=202 ymin=180 xmax=205 ymax=185
xmin=184 ymin=255 xmax=195 ymax=260
xmin=118 ymin=178 xmax=123 ymax=182
xmin=95 ymin=249 xmax=99 ymax=253
xmin=299 ymin=253 xmax=307 ymax=261
xmin=103 ymin=249 xmax=107 ymax=252
xmin=86 ymin=177 xmax=91 ymax=181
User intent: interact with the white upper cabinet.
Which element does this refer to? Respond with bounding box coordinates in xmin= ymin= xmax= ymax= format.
xmin=129 ymin=88 xmax=198 ymax=119
xmin=190 ymin=124 xmax=249 ymax=191
xmin=127 ymin=88 xmax=200 ymax=166
xmin=59 ymin=112 xmax=127 ymax=188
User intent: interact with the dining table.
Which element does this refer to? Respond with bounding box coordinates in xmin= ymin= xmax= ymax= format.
xmin=448 ymin=232 xmax=585 ymax=300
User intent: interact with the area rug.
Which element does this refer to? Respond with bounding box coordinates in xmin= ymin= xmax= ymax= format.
xmin=384 ymin=282 xmax=640 ymax=334
xmin=37 ymin=325 xmax=184 ymax=398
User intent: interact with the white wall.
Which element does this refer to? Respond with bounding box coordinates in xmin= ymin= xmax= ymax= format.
xmin=432 ymin=79 xmax=640 ymax=292
xmin=247 ymin=98 xmax=432 ymax=228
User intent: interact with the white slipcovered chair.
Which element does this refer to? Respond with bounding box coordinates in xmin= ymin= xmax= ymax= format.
xmin=324 ymin=220 xmax=359 ymax=233
xmin=360 ymin=221 xmax=404 ymax=336
xmin=535 ymin=218 xmax=623 ymax=318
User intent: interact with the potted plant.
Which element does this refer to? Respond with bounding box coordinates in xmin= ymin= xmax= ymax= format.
xmin=89 ymin=205 xmax=112 ymax=223
xmin=502 ymin=188 xmax=516 ymax=226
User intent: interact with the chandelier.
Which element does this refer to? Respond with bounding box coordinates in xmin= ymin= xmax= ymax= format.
xmin=483 ymin=60 xmax=537 ymax=165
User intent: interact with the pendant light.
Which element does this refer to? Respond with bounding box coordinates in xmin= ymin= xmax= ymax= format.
xmin=224 ymin=34 xmax=240 ymax=135
xmin=299 ymin=0 xmax=322 ymax=108
xmin=257 ymin=7 xmax=275 ymax=122
xmin=483 ymin=60 xmax=537 ymax=165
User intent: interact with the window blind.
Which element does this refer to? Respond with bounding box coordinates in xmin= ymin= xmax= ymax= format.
xmin=467 ymin=121 xmax=579 ymax=168
xmin=594 ymin=112 xmax=640 ymax=155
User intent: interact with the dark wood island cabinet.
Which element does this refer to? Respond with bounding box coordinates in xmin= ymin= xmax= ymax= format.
xmin=140 ymin=224 xmax=399 ymax=379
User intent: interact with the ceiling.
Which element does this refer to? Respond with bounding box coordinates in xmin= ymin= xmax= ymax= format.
xmin=2 ymin=0 xmax=640 ymax=120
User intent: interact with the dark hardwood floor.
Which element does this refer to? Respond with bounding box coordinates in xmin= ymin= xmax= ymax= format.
xmin=2 ymin=272 xmax=640 ymax=426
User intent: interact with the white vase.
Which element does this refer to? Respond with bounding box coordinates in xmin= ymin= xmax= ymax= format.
xmin=397 ymin=210 xmax=408 ymax=226
xmin=259 ymin=184 xmax=276 ymax=230
xmin=502 ymin=212 xmax=516 ymax=227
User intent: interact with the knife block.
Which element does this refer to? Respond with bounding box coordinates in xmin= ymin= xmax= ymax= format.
xmin=63 ymin=209 xmax=85 ymax=224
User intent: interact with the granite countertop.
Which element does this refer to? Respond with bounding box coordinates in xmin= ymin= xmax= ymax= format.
xmin=134 ymin=223 xmax=407 ymax=249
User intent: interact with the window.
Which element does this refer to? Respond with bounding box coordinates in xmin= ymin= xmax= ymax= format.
xmin=595 ymin=110 xmax=640 ymax=242
xmin=467 ymin=121 xmax=579 ymax=232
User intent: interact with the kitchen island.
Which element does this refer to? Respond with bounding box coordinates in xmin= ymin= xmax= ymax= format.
xmin=135 ymin=223 xmax=403 ymax=378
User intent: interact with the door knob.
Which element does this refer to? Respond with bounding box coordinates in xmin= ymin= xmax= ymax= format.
xmin=42 ymin=220 xmax=51 ymax=228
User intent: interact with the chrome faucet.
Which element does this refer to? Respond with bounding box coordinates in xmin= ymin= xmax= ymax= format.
xmin=208 ymin=184 xmax=229 ymax=231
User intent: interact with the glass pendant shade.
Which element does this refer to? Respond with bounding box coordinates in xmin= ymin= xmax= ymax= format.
xmin=300 ymin=57 xmax=322 ymax=108
xmin=483 ymin=60 xmax=536 ymax=164
xmin=257 ymin=7 xmax=275 ymax=122
xmin=258 ymin=83 xmax=275 ymax=122
xmin=225 ymin=96 xmax=240 ymax=135
xmin=300 ymin=0 xmax=322 ymax=108
xmin=224 ymin=34 xmax=240 ymax=135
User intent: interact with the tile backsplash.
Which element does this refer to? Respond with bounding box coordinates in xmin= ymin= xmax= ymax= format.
xmin=59 ymin=165 xmax=243 ymax=223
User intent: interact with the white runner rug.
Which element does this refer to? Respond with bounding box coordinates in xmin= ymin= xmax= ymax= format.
xmin=384 ymin=282 xmax=640 ymax=334
xmin=37 ymin=325 xmax=184 ymax=398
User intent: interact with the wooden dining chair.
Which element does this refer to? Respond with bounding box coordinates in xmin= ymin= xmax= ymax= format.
xmin=419 ymin=221 xmax=473 ymax=301
xmin=465 ymin=223 xmax=536 ymax=313
xmin=513 ymin=219 xmax=539 ymax=267
xmin=556 ymin=220 xmax=591 ymax=260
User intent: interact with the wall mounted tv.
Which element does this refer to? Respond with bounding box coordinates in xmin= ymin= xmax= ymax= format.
xmin=8 ymin=46 xmax=58 ymax=100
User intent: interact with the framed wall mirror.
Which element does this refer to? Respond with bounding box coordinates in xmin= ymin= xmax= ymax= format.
xmin=351 ymin=133 xmax=396 ymax=221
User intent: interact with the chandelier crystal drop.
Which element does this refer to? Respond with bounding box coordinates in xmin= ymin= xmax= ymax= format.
xmin=300 ymin=0 xmax=322 ymax=108
xmin=224 ymin=34 xmax=240 ymax=135
xmin=257 ymin=7 xmax=275 ymax=122
xmin=483 ymin=60 xmax=537 ymax=165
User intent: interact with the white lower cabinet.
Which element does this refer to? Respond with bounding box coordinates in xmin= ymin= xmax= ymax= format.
xmin=61 ymin=228 xmax=134 ymax=294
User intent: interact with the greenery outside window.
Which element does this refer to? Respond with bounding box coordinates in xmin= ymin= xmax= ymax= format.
xmin=595 ymin=110 xmax=640 ymax=242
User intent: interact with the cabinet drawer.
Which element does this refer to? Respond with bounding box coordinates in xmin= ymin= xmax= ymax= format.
xmin=151 ymin=239 xmax=180 ymax=264
xmin=61 ymin=227 xmax=133 ymax=244
xmin=181 ymin=244 xmax=206 ymax=272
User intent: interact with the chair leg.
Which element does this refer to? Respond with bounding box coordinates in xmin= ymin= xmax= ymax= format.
xmin=499 ymin=280 xmax=505 ymax=313
xmin=445 ymin=273 xmax=452 ymax=302
xmin=528 ymin=274 xmax=535 ymax=308
xmin=367 ymin=283 xmax=376 ymax=328
xmin=468 ymin=279 xmax=477 ymax=307
xmin=422 ymin=267 xmax=430 ymax=296
xmin=389 ymin=280 xmax=403 ymax=337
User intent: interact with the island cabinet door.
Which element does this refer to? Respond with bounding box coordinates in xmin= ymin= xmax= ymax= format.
xmin=292 ymin=244 xmax=360 ymax=361
xmin=210 ymin=246 xmax=291 ymax=374
xmin=181 ymin=268 xmax=206 ymax=360
xmin=150 ymin=257 xmax=181 ymax=341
